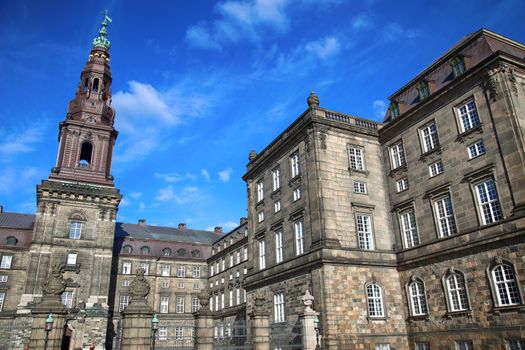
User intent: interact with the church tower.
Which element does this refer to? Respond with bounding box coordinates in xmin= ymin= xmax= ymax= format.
xmin=23 ymin=13 xmax=122 ymax=349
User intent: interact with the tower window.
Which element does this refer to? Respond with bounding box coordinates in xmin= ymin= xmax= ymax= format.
xmin=92 ymin=78 xmax=100 ymax=92
xmin=79 ymin=142 xmax=93 ymax=166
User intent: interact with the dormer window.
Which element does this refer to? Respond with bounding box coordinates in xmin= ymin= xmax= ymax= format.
xmin=451 ymin=56 xmax=466 ymax=78
xmin=162 ymin=248 xmax=172 ymax=256
xmin=177 ymin=248 xmax=187 ymax=257
xmin=123 ymin=245 xmax=133 ymax=254
xmin=6 ymin=236 xmax=18 ymax=246
xmin=141 ymin=246 xmax=150 ymax=255
xmin=389 ymin=101 xmax=400 ymax=119
xmin=417 ymin=81 xmax=430 ymax=100
xmin=191 ymin=250 xmax=201 ymax=258
xmin=79 ymin=142 xmax=93 ymax=166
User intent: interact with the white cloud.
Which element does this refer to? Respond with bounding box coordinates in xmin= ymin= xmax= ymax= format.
xmin=201 ymin=169 xmax=211 ymax=182
xmin=155 ymin=172 xmax=197 ymax=183
xmin=373 ymin=99 xmax=387 ymax=119
xmin=351 ymin=14 xmax=373 ymax=32
xmin=186 ymin=25 xmax=222 ymax=51
xmin=206 ymin=220 xmax=238 ymax=232
xmin=130 ymin=192 xmax=142 ymax=199
xmin=0 ymin=166 xmax=45 ymax=196
xmin=305 ymin=36 xmax=341 ymax=60
xmin=120 ymin=198 xmax=131 ymax=206
xmin=0 ymin=125 xmax=45 ymax=159
xmin=155 ymin=185 xmax=204 ymax=204
xmin=139 ymin=202 xmax=146 ymax=210
xmin=383 ymin=23 xmax=420 ymax=42
xmin=218 ymin=168 xmax=233 ymax=183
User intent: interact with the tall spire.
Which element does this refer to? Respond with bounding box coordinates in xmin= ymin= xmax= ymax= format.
xmin=92 ymin=10 xmax=112 ymax=50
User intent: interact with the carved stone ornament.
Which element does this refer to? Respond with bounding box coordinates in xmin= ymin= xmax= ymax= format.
xmin=248 ymin=149 xmax=257 ymax=162
xmin=307 ymin=91 xmax=319 ymax=109
xmin=42 ymin=262 xmax=67 ymax=297
xmin=301 ymin=290 xmax=315 ymax=312
xmin=198 ymin=289 xmax=211 ymax=309
xmin=129 ymin=268 xmax=150 ymax=301
xmin=253 ymin=289 xmax=266 ymax=313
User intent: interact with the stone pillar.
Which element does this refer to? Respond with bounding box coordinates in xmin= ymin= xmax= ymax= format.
xmin=120 ymin=269 xmax=154 ymax=350
xmin=194 ymin=289 xmax=213 ymax=350
xmin=298 ymin=290 xmax=320 ymax=350
xmin=249 ymin=291 xmax=270 ymax=350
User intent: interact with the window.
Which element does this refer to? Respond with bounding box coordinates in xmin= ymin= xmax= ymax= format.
xmin=175 ymin=326 xmax=183 ymax=340
xmin=468 ymin=140 xmax=485 ymax=159
xmin=274 ymin=200 xmax=281 ymax=213
xmin=417 ymin=80 xmax=430 ymax=100
xmin=210 ymin=265 xmax=214 ymax=276
xmin=408 ymin=279 xmax=428 ymax=316
xmin=160 ymin=296 xmax=169 ymax=313
xmin=178 ymin=282 xmax=185 ymax=289
xmin=243 ymin=246 xmax=248 ymax=260
xmin=122 ymin=262 xmax=132 ymax=275
xmin=119 ymin=295 xmax=129 ymax=312
xmin=390 ymin=142 xmax=406 ymax=169
xmin=60 ymin=291 xmax=74 ymax=308
xmin=162 ymin=280 xmax=169 ymax=289
xmin=400 ymin=210 xmax=420 ymax=248
xmin=236 ymin=287 xmax=241 ymax=305
xmin=389 ymin=101 xmax=400 ymax=119
xmin=221 ymin=258 xmax=225 ymax=271
xmin=290 ymin=152 xmax=301 ymax=178
xmin=434 ymin=196 xmax=457 ymax=237
xmin=275 ymin=231 xmax=283 ymax=264
xmin=0 ymin=293 xmax=5 ymax=312
xmin=294 ymin=219 xmax=305 ymax=256
xmin=376 ymin=345 xmax=391 ymax=350
xmin=446 ymin=272 xmax=469 ymax=312
xmin=507 ymin=340 xmax=525 ymax=350
xmin=236 ymin=250 xmax=241 ymax=264
xmin=420 ymin=123 xmax=439 ymax=153
xmin=79 ymin=142 xmax=93 ymax=165
xmin=229 ymin=289 xmax=234 ymax=307
xmin=274 ymin=293 xmax=285 ymax=323
xmin=159 ymin=327 xmax=168 ymax=341
xmin=293 ymin=187 xmax=301 ymax=201
xmin=491 ymin=263 xmax=522 ymax=306
xmin=416 ymin=343 xmax=430 ymax=350
xmin=69 ymin=222 xmax=82 ymax=239
xmin=258 ymin=239 xmax=266 ymax=269
xmin=0 ymin=275 xmax=8 ymax=283
xmin=475 ymin=179 xmax=503 ymax=224
xmin=66 ymin=253 xmax=77 ymax=265
xmin=122 ymin=245 xmax=133 ymax=254
xmin=6 ymin=236 xmax=17 ymax=246
xmin=455 ymin=341 xmax=473 ymax=350
xmin=141 ymin=246 xmax=150 ymax=255
xmin=397 ymin=178 xmax=408 ymax=192
xmin=357 ymin=215 xmax=374 ymax=250
xmin=177 ymin=248 xmax=187 ymax=257
xmin=457 ymin=100 xmax=480 ymax=132
xmin=162 ymin=248 xmax=172 ymax=256
xmin=258 ymin=211 xmax=264 ymax=223
xmin=429 ymin=160 xmax=444 ymax=177
xmin=366 ymin=284 xmax=384 ymax=318
xmin=227 ymin=253 xmax=233 ymax=268
xmin=178 ymin=266 xmax=186 ymax=277
xmin=451 ymin=56 xmax=467 ymax=77
xmin=194 ymin=283 xmax=200 ymax=289
xmin=176 ymin=296 xmax=185 ymax=313
xmin=193 ymin=266 xmax=201 ymax=278
xmin=140 ymin=262 xmax=149 ymax=275
xmin=272 ymin=168 xmax=281 ymax=191
xmin=191 ymin=249 xmax=201 ymax=258
xmin=348 ymin=146 xmax=365 ymax=171
xmin=192 ymin=296 xmax=200 ymax=312
xmin=257 ymin=181 xmax=264 ymax=202
xmin=354 ymin=181 xmax=367 ymax=194
xmin=162 ymin=264 xmax=171 ymax=277
xmin=221 ymin=293 xmax=225 ymax=309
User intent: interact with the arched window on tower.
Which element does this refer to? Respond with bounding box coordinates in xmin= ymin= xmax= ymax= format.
xmin=92 ymin=78 xmax=100 ymax=92
xmin=79 ymin=142 xmax=93 ymax=167
xmin=83 ymin=79 xmax=89 ymax=93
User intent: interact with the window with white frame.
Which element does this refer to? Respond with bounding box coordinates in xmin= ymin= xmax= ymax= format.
xmin=293 ymin=187 xmax=301 ymax=201
xmin=491 ymin=263 xmax=522 ymax=306
xmin=257 ymin=181 xmax=264 ymax=202
xmin=193 ymin=266 xmax=201 ymax=278
xmin=179 ymin=281 xmax=185 ymax=289
xmin=272 ymin=168 xmax=281 ymax=191
xmin=140 ymin=262 xmax=149 ymax=275
xmin=159 ymin=327 xmax=168 ymax=341
xmin=210 ymin=264 xmax=214 ymax=276
xmin=243 ymin=246 xmax=248 ymax=260
xmin=236 ymin=250 xmax=241 ymax=264
xmin=354 ymin=181 xmax=367 ymax=194
xmin=221 ymin=258 xmax=225 ymax=271
xmin=451 ymin=56 xmax=467 ymax=77
xmin=390 ymin=142 xmax=406 ymax=169
xmin=274 ymin=200 xmax=281 ymax=213
xmin=69 ymin=221 xmax=82 ymax=239
xmin=236 ymin=287 xmax=241 ymax=305
xmin=229 ymin=289 xmax=234 ymax=307
xmin=366 ymin=283 xmax=384 ymax=318
xmin=122 ymin=262 xmax=132 ymax=275
xmin=455 ymin=341 xmax=473 ymax=350
xmin=434 ymin=195 xmax=457 ymax=237
xmin=229 ymin=253 xmax=234 ymax=267
xmin=0 ymin=293 xmax=4 ymax=312
xmin=357 ymin=214 xmax=374 ymax=250
xmin=507 ymin=340 xmax=525 ymax=350
xmin=475 ymin=179 xmax=503 ymax=225
xmin=160 ymin=296 xmax=169 ymax=313
xmin=221 ymin=293 xmax=225 ymax=309
xmin=457 ymin=100 xmax=480 ymax=133
xmin=176 ymin=296 xmax=185 ymax=313
xmin=258 ymin=239 xmax=266 ymax=270
xmin=162 ymin=280 xmax=169 ymax=288
xmin=177 ymin=265 xmax=186 ymax=277
xmin=376 ymin=344 xmax=391 ymax=350
xmin=274 ymin=293 xmax=285 ymax=323
xmin=175 ymin=326 xmax=183 ymax=340
xmin=60 ymin=291 xmax=74 ymax=308
xmin=408 ymin=279 xmax=428 ymax=316
xmin=416 ymin=343 xmax=430 ymax=350
xmin=0 ymin=275 xmax=8 ymax=283
xmin=400 ymin=210 xmax=420 ymax=248
xmin=236 ymin=270 xmax=240 ymax=278
xmin=397 ymin=178 xmax=408 ymax=192
xmin=468 ymin=140 xmax=485 ymax=159
xmin=121 ymin=279 xmax=130 ymax=287
xmin=348 ymin=146 xmax=365 ymax=171
xmin=194 ymin=283 xmax=200 ymax=289
xmin=192 ymin=296 xmax=200 ymax=312
xmin=429 ymin=160 xmax=444 ymax=177
xmin=119 ymin=295 xmax=129 ymax=312
xmin=446 ymin=272 xmax=469 ymax=312
xmin=258 ymin=211 xmax=265 ymax=223
xmin=290 ymin=152 xmax=301 ymax=178
xmin=162 ymin=264 xmax=171 ymax=277
xmin=275 ymin=231 xmax=283 ymax=264
xmin=420 ymin=122 xmax=439 ymax=153
xmin=294 ymin=219 xmax=305 ymax=256
xmin=67 ymin=253 xmax=77 ymax=265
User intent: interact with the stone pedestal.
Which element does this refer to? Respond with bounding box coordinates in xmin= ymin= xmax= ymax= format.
xmin=29 ymin=298 xmax=67 ymax=349
xmin=120 ymin=303 xmax=153 ymax=350
xmin=249 ymin=311 xmax=270 ymax=350
xmin=194 ymin=309 xmax=214 ymax=350
xmin=299 ymin=290 xmax=320 ymax=350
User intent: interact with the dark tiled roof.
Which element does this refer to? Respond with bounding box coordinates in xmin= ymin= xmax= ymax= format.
xmin=0 ymin=212 xmax=35 ymax=230
xmin=115 ymin=222 xmax=221 ymax=244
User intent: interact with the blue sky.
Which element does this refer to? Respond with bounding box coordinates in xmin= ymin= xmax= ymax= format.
xmin=1 ymin=0 xmax=524 ymax=232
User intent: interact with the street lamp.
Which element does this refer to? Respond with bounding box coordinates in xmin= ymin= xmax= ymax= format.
xmin=44 ymin=313 xmax=54 ymax=350
xmin=151 ymin=313 xmax=159 ymax=350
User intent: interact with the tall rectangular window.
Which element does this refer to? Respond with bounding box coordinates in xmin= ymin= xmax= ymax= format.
xmin=294 ymin=219 xmax=305 ymax=255
xmin=348 ymin=146 xmax=365 ymax=171
xmin=434 ymin=196 xmax=457 ymax=237
xmin=420 ymin=123 xmax=439 ymax=153
xmin=160 ymin=296 xmax=169 ymax=313
xmin=356 ymin=215 xmax=374 ymax=250
xmin=275 ymin=231 xmax=283 ymax=264
xmin=507 ymin=340 xmax=525 ymax=350
xmin=177 ymin=265 xmax=186 ymax=277
xmin=476 ymin=179 xmax=503 ymax=224
xmin=376 ymin=345 xmax=391 ymax=350
xmin=176 ymin=296 xmax=185 ymax=313
xmin=451 ymin=56 xmax=466 ymax=77
xmin=175 ymin=326 xmax=183 ymax=340
xmin=429 ymin=160 xmax=444 ymax=177
xmin=159 ymin=327 xmax=168 ymax=341
xmin=457 ymin=100 xmax=480 ymax=132
xmin=119 ymin=295 xmax=129 ymax=312
xmin=401 ymin=210 xmax=420 ymax=248
xmin=258 ymin=211 xmax=264 ymax=223
xmin=67 ymin=253 xmax=77 ymax=265
xmin=272 ymin=168 xmax=281 ymax=191
xmin=416 ymin=343 xmax=430 ymax=350
xmin=274 ymin=200 xmax=281 ymax=213
xmin=229 ymin=289 xmax=234 ymax=307
xmin=258 ymin=239 xmax=266 ymax=270
xmin=236 ymin=287 xmax=241 ymax=305
xmin=229 ymin=253 xmax=234 ymax=267
xmin=397 ymin=178 xmax=408 ymax=192
xmin=0 ymin=293 xmax=4 ymax=312
xmin=417 ymin=80 xmax=430 ymax=100
xmin=274 ymin=293 xmax=285 ymax=323
xmin=243 ymin=246 xmax=248 ymax=261
xmin=122 ymin=262 xmax=132 ymax=275
xmin=256 ymin=181 xmax=264 ymax=202
xmin=291 ymin=152 xmax=301 ymax=178
xmin=140 ymin=262 xmax=149 ymax=275
xmin=468 ymin=140 xmax=485 ymax=159
xmin=390 ymin=142 xmax=406 ymax=169
xmin=193 ymin=266 xmax=201 ymax=278
xmin=455 ymin=341 xmax=473 ymax=350
xmin=162 ymin=280 xmax=169 ymax=288
xmin=236 ymin=250 xmax=241 ymax=264
xmin=220 ymin=293 xmax=225 ymax=309
xmin=69 ymin=222 xmax=82 ymax=239
xmin=60 ymin=291 xmax=73 ymax=308
xmin=162 ymin=264 xmax=171 ymax=277
xmin=293 ymin=187 xmax=301 ymax=201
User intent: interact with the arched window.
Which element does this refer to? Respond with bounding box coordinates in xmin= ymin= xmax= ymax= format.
xmin=69 ymin=222 xmax=83 ymax=239
xmin=141 ymin=246 xmax=150 ymax=255
xmin=408 ymin=279 xmax=428 ymax=316
xmin=83 ymin=79 xmax=88 ymax=93
xmin=6 ymin=236 xmax=18 ymax=246
xmin=92 ymin=78 xmax=99 ymax=92
xmin=79 ymin=142 xmax=93 ymax=165
xmin=191 ymin=250 xmax=201 ymax=258
xmin=162 ymin=248 xmax=172 ymax=257
xmin=491 ymin=263 xmax=522 ymax=306
xmin=177 ymin=249 xmax=187 ymax=257
xmin=444 ymin=270 xmax=470 ymax=312
xmin=122 ymin=245 xmax=133 ymax=254
xmin=366 ymin=283 xmax=385 ymax=318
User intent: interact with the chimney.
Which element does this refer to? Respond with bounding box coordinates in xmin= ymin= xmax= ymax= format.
xmin=178 ymin=223 xmax=186 ymax=231
xmin=214 ymin=226 xmax=223 ymax=234
xmin=240 ymin=217 xmax=248 ymax=225
xmin=0 ymin=205 xmax=3 ymax=213
xmin=138 ymin=219 xmax=146 ymax=226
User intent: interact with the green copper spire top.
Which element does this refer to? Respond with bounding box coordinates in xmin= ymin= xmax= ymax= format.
xmin=92 ymin=10 xmax=112 ymax=50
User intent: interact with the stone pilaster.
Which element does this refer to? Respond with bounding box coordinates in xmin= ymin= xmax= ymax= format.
xmin=194 ymin=289 xmax=214 ymax=350
xmin=298 ymin=290 xmax=320 ymax=350
xmin=249 ymin=291 xmax=270 ymax=350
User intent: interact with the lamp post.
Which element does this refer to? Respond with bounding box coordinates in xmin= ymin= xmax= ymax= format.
xmin=44 ymin=313 xmax=54 ymax=350
xmin=151 ymin=313 xmax=159 ymax=350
